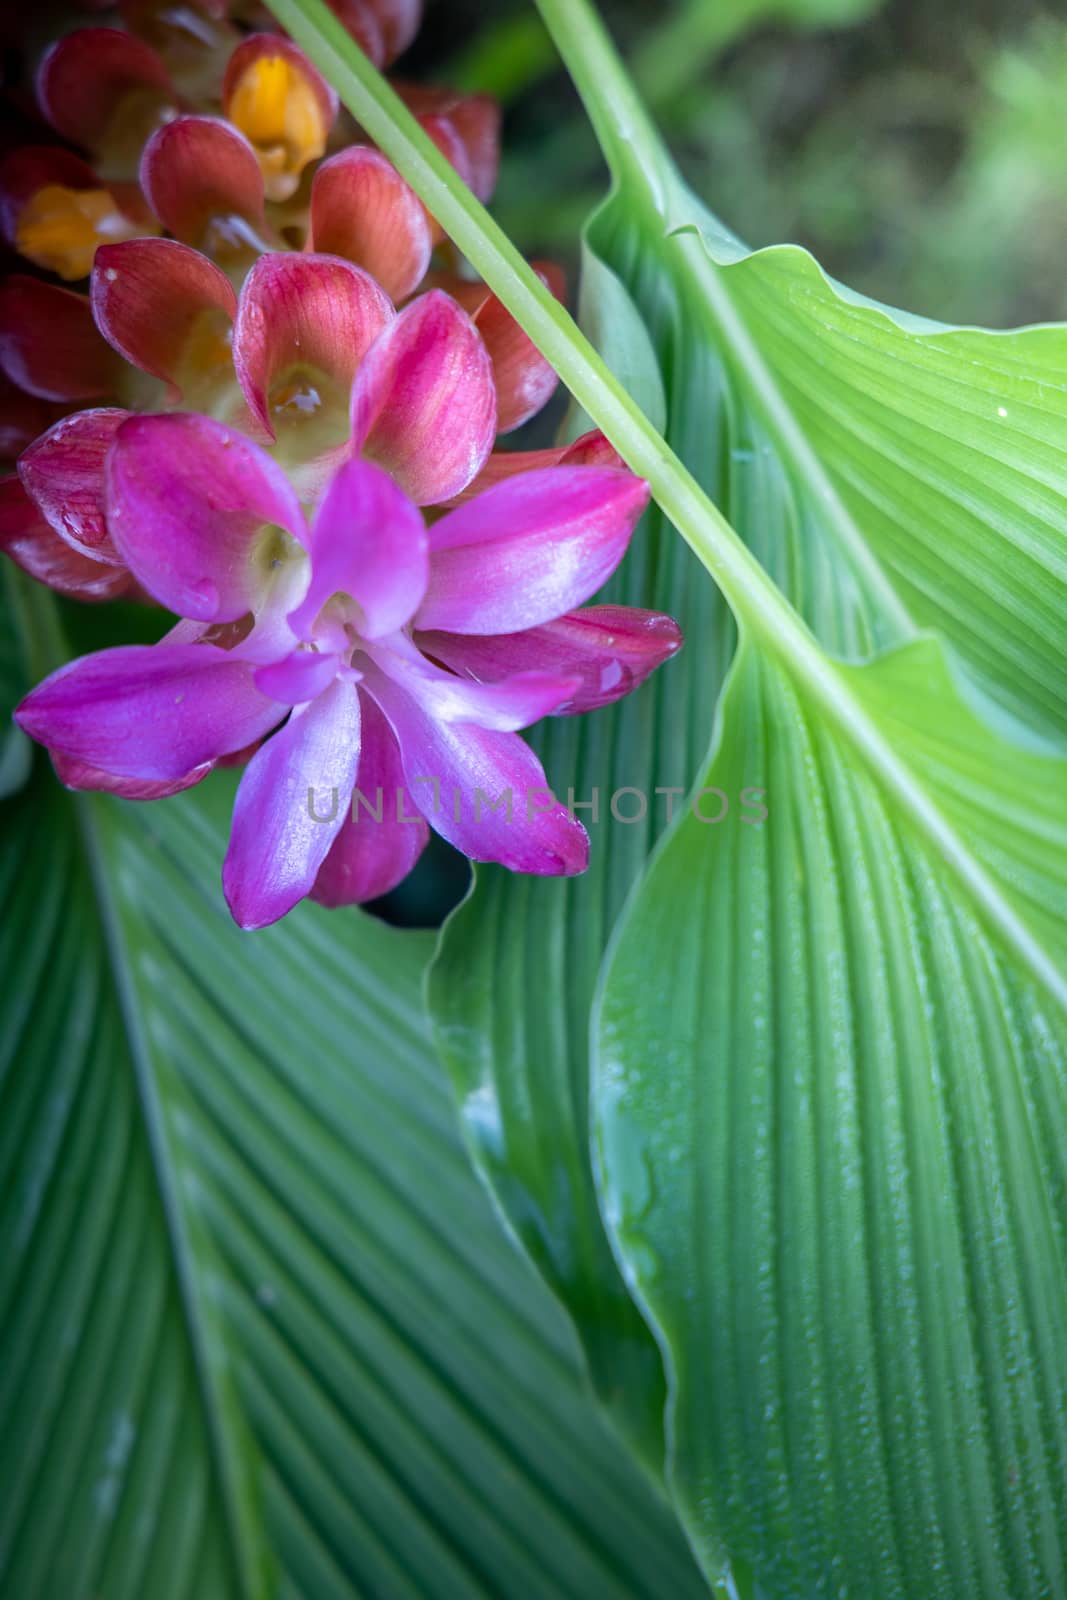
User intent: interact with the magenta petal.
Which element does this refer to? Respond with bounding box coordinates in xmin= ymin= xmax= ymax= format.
xmin=309 ymin=147 xmax=431 ymax=302
xmin=373 ymin=639 xmax=579 ymax=730
xmin=106 ymin=413 xmax=306 ymax=621
xmin=14 ymin=644 xmax=285 ymax=781
xmin=223 ymin=677 xmax=361 ymax=929
xmin=91 ymin=239 xmax=236 ymax=401
xmin=364 ymin=662 xmax=588 ymax=875
xmin=234 ymin=252 xmax=393 ymax=440
xmin=350 ymin=289 xmax=496 ymax=505
xmin=290 ymin=457 xmax=427 ymax=641
xmin=52 ymin=748 xmax=213 ymax=799
xmin=140 ymin=114 xmax=265 ymax=245
xmin=254 ymin=648 xmax=340 ymax=704
xmin=19 ymin=408 xmax=129 ymax=562
xmin=0 ymin=276 xmax=120 ymax=401
xmin=311 ymin=692 xmax=428 ymax=906
xmin=419 ymin=466 xmax=650 ymax=635
xmin=418 ymin=605 xmax=683 ymax=715
xmin=0 ymin=474 xmax=133 ymax=602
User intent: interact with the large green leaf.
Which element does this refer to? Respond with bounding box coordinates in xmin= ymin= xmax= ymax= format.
xmin=547 ymin=5 xmax=1067 ymax=1595
xmin=441 ymin=10 xmax=1067 ymax=1482
xmin=268 ymin=2 xmax=1067 ymax=1593
xmin=429 ymin=245 xmax=729 ymax=1467
xmin=0 ymin=578 xmax=705 ymax=1599
xmin=598 ymin=633 xmax=1067 ymax=1597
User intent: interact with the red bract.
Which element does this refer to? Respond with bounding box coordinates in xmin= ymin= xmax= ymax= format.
xmin=0 ymin=475 xmax=136 ymax=601
xmin=0 ymin=146 xmax=151 ymax=281
xmin=308 ymin=146 xmax=432 ymax=300
xmin=0 ymin=278 xmax=122 ymax=402
xmin=91 ymin=239 xmax=237 ymax=403
xmin=2 ymin=0 xmax=685 ymax=921
xmin=139 ymin=116 xmax=267 ymax=251
xmin=36 ymin=28 xmax=179 ymax=176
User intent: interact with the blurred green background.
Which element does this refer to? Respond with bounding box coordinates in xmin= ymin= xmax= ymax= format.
xmin=414 ymin=0 xmax=1067 ymax=329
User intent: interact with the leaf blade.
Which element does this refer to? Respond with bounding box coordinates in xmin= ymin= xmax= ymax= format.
xmin=0 ymin=582 xmax=707 ymax=1599
xmin=596 ymin=635 xmax=1067 ymax=1597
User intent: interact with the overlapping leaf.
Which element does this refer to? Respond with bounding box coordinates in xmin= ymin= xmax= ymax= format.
xmin=0 ymin=578 xmax=705 ymax=1600
xmin=267 ymin=2 xmax=1067 ymax=1593
xmin=430 ymin=264 xmax=728 ymax=1466
xmin=598 ymin=633 xmax=1067 ymax=1598
xmin=561 ymin=6 xmax=1067 ymax=1595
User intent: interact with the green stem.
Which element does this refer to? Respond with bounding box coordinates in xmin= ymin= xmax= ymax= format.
xmin=265 ymin=0 xmax=1067 ymax=1014
xmin=269 ymin=0 xmax=807 ymax=647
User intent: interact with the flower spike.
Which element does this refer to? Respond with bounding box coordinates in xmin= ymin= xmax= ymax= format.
xmin=3 ymin=0 xmax=686 ymax=926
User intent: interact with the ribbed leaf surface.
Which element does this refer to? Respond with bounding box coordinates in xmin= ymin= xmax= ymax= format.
xmin=430 ymin=245 xmax=730 ymax=1468
xmin=0 ymin=582 xmax=705 ymax=1600
xmin=598 ymin=636 xmax=1067 ymax=1597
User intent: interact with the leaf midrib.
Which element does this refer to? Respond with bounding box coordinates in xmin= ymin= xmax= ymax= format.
xmin=269 ymin=0 xmax=1067 ymax=1022
xmin=664 ymin=222 xmax=916 ymax=641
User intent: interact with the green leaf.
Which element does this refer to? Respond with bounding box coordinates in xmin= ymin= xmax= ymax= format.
xmin=540 ymin=5 xmax=1067 ymax=1594
xmin=598 ymin=633 xmax=1067 ymax=1597
xmin=430 ymin=458 xmax=724 ymax=1464
xmin=154 ymin=2 xmax=1067 ymax=1588
xmin=0 ymin=581 xmax=705 ymax=1598
xmin=429 ymin=241 xmax=723 ymax=1465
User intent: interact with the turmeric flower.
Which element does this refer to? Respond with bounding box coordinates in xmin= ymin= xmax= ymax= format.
xmin=14 ymin=412 xmax=679 ymax=927
xmin=3 ymin=0 xmax=683 ymax=925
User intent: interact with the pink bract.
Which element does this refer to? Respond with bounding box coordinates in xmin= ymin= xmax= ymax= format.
xmin=15 ymin=413 xmax=680 ymax=929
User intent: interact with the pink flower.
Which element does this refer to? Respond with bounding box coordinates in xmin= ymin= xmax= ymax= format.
xmin=9 ymin=275 xmax=526 ymax=597
xmin=15 ymin=413 xmax=680 ymax=928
